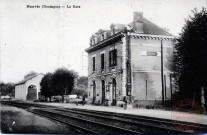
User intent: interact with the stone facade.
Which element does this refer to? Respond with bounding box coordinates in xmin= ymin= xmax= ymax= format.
xmin=85 ymin=12 xmax=176 ymax=106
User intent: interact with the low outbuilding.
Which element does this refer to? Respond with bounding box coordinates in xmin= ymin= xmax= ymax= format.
xmin=15 ymin=73 xmax=44 ymax=101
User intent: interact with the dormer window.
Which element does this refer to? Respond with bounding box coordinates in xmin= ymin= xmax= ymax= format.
xmin=92 ymin=38 xmax=95 ymax=45
xmin=101 ymin=34 xmax=105 ymax=41
xmin=111 ymin=28 xmax=115 ymax=35
xmin=91 ymin=38 xmax=96 ymax=45
xmin=101 ymin=33 xmax=106 ymax=41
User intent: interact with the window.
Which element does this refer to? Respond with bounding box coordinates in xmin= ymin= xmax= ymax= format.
xmin=101 ymin=53 xmax=104 ymax=70
xmin=111 ymin=28 xmax=115 ymax=35
xmin=92 ymin=57 xmax=95 ymax=71
xmin=109 ymin=49 xmax=117 ymax=67
xmin=92 ymin=38 xmax=95 ymax=45
xmin=101 ymin=34 xmax=105 ymax=41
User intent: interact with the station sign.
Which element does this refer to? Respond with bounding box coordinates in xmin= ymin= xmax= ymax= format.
xmin=141 ymin=51 xmax=161 ymax=56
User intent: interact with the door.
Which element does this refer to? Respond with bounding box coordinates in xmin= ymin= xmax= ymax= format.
xmin=27 ymin=85 xmax=37 ymax=101
xmin=102 ymin=80 xmax=105 ymax=104
xmin=93 ymin=81 xmax=96 ymax=102
xmin=112 ymin=78 xmax=117 ymax=105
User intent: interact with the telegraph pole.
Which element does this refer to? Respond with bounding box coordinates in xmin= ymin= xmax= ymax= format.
xmin=146 ymin=80 xmax=148 ymax=100
xmin=164 ymin=75 xmax=166 ymax=100
xmin=170 ymin=74 xmax=172 ymax=100
xmin=161 ymin=40 xmax=164 ymax=107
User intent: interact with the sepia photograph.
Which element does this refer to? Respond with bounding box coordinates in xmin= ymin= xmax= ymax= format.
xmin=0 ymin=0 xmax=207 ymax=134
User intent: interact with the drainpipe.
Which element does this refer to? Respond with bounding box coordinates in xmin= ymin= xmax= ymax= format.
xmin=161 ymin=40 xmax=164 ymax=107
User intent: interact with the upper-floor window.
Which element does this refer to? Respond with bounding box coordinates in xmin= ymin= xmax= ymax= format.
xmin=101 ymin=53 xmax=104 ymax=70
xmin=92 ymin=38 xmax=95 ymax=45
xmin=92 ymin=56 xmax=95 ymax=71
xmin=101 ymin=33 xmax=105 ymax=41
xmin=109 ymin=49 xmax=117 ymax=67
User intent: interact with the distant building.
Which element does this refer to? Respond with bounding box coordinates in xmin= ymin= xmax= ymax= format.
xmin=74 ymin=76 xmax=88 ymax=92
xmin=76 ymin=76 xmax=88 ymax=91
xmin=85 ymin=12 xmax=176 ymax=106
xmin=15 ymin=74 xmax=44 ymax=101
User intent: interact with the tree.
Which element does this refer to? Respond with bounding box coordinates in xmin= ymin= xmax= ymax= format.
xmin=40 ymin=73 xmax=53 ymax=101
xmin=24 ymin=71 xmax=37 ymax=78
xmin=52 ymin=68 xmax=78 ymax=102
xmin=0 ymin=82 xmax=15 ymax=97
xmin=173 ymin=8 xmax=207 ymax=105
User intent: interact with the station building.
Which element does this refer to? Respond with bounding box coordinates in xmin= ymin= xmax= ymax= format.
xmin=15 ymin=74 xmax=44 ymax=101
xmin=85 ymin=12 xmax=176 ymax=107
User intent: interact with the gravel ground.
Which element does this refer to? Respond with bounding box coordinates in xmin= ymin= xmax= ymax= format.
xmin=1 ymin=104 xmax=78 ymax=133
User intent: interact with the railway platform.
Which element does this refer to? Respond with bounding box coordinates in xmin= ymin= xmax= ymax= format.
xmin=30 ymin=101 xmax=207 ymax=125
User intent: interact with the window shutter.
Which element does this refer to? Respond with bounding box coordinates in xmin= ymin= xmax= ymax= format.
xmin=112 ymin=49 xmax=117 ymax=66
xmin=101 ymin=54 xmax=104 ymax=69
xmin=93 ymin=57 xmax=95 ymax=71
xmin=115 ymin=49 xmax=117 ymax=66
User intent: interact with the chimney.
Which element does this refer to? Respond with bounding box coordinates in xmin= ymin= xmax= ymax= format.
xmin=134 ymin=12 xmax=143 ymax=22
xmin=133 ymin=12 xmax=144 ymax=33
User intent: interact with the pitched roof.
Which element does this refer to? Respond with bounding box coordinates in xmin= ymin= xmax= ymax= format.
xmin=90 ymin=17 xmax=172 ymax=41
xmin=15 ymin=73 xmax=43 ymax=86
xmin=142 ymin=18 xmax=172 ymax=36
xmin=86 ymin=13 xmax=174 ymax=52
xmin=127 ymin=18 xmax=172 ymax=36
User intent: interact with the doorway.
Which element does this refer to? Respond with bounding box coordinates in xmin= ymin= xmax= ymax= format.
xmin=92 ymin=81 xmax=96 ymax=103
xmin=112 ymin=78 xmax=117 ymax=105
xmin=27 ymin=85 xmax=37 ymax=101
xmin=101 ymin=80 xmax=105 ymax=104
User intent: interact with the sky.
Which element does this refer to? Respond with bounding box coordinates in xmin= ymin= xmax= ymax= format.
xmin=0 ymin=0 xmax=206 ymax=83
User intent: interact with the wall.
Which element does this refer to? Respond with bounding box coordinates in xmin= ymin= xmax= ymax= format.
xmin=130 ymin=37 xmax=174 ymax=101
xmin=87 ymin=40 xmax=123 ymax=103
xmin=15 ymin=84 xmax=27 ymax=100
xmin=88 ymin=41 xmax=123 ymax=75
xmin=130 ymin=38 xmax=174 ymax=71
xmin=132 ymin=72 xmax=171 ymax=100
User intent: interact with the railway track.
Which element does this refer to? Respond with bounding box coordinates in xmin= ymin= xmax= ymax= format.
xmin=53 ymin=108 xmax=185 ymax=134
xmin=57 ymin=108 xmax=207 ymax=133
xmin=2 ymin=101 xmax=207 ymax=133
xmin=1 ymin=101 xmax=56 ymax=108
xmin=29 ymin=110 xmax=99 ymax=134
xmin=31 ymin=108 xmax=141 ymax=134
xmin=1 ymin=101 xmax=96 ymax=133
xmin=2 ymin=101 xmax=141 ymax=133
